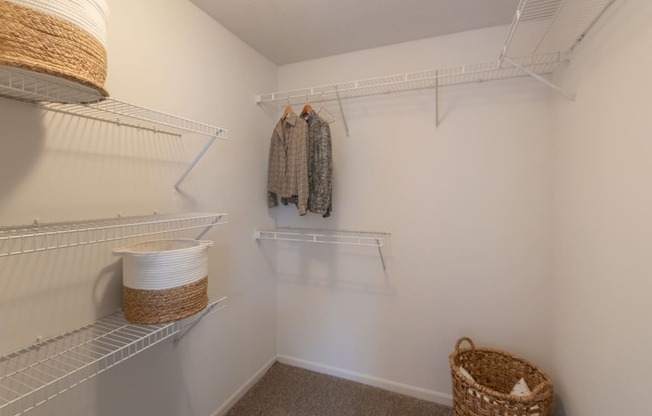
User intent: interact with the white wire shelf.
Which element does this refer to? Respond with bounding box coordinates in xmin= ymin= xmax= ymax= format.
xmin=0 ymin=297 xmax=227 ymax=416
xmin=255 ymin=53 xmax=561 ymax=106
xmin=500 ymin=0 xmax=616 ymax=59
xmin=0 ymin=213 xmax=228 ymax=257
xmin=254 ymin=228 xmax=389 ymax=247
xmin=255 ymin=228 xmax=390 ymax=270
xmin=0 ymin=66 xmax=227 ymax=138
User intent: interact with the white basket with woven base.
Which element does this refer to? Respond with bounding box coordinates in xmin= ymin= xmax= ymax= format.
xmin=114 ymin=239 xmax=213 ymax=324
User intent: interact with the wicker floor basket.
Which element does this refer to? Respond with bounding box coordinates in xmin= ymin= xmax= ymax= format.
xmin=449 ymin=337 xmax=553 ymax=416
xmin=114 ymin=239 xmax=212 ymax=324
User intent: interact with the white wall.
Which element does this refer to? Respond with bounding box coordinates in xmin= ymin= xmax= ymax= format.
xmin=272 ymin=26 xmax=554 ymax=404
xmin=0 ymin=0 xmax=278 ymax=415
xmin=551 ymin=0 xmax=652 ymax=414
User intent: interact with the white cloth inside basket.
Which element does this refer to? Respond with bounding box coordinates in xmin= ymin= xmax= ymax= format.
xmin=511 ymin=378 xmax=532 ymax=396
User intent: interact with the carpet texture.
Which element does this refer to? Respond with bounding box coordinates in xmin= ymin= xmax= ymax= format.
xmin=226 ymin=362 xmax=452 ymax=416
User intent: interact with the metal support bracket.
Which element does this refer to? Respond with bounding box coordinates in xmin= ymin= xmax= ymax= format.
xmin=376 ymin=240 xmax=387 ymax=271
xmin=174 ymin=297 xmax=228 ymax=343
xmin=335 ymin=86 xmax=350 ymax=137
xmin=195 ymin=214 xmax=226 ymax=240
xmin=435 ymin=71 xmax=440 ymax=128
xmin=174 ymin=129 xmax=225 ymax=191
xmin=504 ymin=57 xmax=575 ymax=100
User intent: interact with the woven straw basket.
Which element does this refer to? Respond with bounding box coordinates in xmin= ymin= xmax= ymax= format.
xmin=0 ymin=0 xmax=109 ymax=99
xmin=114 ymin=239 xmax=213 ymax=324
xmin=449 ymin=337 xmax=553 ymax=416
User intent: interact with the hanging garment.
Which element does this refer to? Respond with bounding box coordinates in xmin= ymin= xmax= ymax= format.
xmin=302 ymin=110 xmax=333 ymax=217
xmin=267 ymin=112 xmax=309 ymax=216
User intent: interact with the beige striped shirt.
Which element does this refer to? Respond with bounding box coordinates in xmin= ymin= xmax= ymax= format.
xmin=267 ymin=112 xmax=309 ymax=215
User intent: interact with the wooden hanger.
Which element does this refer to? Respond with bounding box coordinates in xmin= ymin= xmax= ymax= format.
xmin=301 ymin=104 xmax=313 ymax=117
xmin=282 ymin=105 xmax=294 ymax=120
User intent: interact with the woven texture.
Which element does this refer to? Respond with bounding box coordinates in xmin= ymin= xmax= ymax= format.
xmin=0 ymin=0 xmax=108 ymax=97
xmin=449 ymin=337 xmax=553 ymax=416
xmin=123 ymin=276 xmax=208 ymax=324
xmin=7 ymin=0 xmax=109 ymax=45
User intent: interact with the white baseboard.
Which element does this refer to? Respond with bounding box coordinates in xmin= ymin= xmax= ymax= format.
xmin=211 ymin=356 xmax=277 ymax=416
xmin=276 ymin=355 xmax=453 ymax=408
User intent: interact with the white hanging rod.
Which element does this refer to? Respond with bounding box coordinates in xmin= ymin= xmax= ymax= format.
xmin=255 ymin=53 xmax=561 ymax=106
xmin=0 ymin=66 xmax=228 ymax=138
xmin=500 ymin=0 xmax=616 ymax=60
xmin=0 ymin=297 xmax=227 ymax=416
xmin=0 ymin=213 xmax=228 ymax=257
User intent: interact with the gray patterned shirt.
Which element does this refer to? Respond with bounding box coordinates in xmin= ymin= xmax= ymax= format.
xmin=302 ymin=110 xmax=332 ymax=217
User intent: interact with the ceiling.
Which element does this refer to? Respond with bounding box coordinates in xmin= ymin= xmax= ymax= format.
xmin=189 ymin=0 xmax=521 ymax=65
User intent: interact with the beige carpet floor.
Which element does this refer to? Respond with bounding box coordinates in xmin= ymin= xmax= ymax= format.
xmin=226 ymin=362 xmax=452 ymax=416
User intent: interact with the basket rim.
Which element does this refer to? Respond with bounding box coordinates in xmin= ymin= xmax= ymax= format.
xmin=113 ymin=238 xmax=213 ymax=256
xmin=449 ymin=345 xmax=553 ymax=403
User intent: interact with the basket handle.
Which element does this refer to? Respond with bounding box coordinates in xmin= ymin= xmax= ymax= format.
xmin=455 ymin=337 xmax=475 ymax=351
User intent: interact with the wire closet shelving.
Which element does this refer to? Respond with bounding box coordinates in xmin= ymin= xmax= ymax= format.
xmin=256 ymin=53 xmax=562 ymax=106
xmin=0 ymin=3 xmax=236 ymax=416
xmin=0 ymin=66 xmax=227 ymax=191
xmin=0 ymin=297 xmax=227 ymax=416
xmin=255 ymin=0 xmax=617 ymax=110
xmin=0 ymin=213 xmax=228 ymax=258
xmin=255 ymin=229 xmax=390 ymax=270
xmin=0 ymin=67 xmax=227 ymax=139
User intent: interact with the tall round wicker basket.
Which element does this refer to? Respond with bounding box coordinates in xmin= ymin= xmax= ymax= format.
xmin=449 ymin=337 xmax=553 ymax=416
xmin=114 ymin=239 xmax=212 ymax=324
xmin=0 ymin=0 xmax=109 ymax=99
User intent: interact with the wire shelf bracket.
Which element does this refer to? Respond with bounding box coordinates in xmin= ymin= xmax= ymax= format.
xmin=504 ymin=57 xmax=574 ymax=99
xmin=0 ymin=297 xmax=226 ymax=416
xmin=334 ymin=86 xmax=349 ymax=137
xmin=174 ymin=297 xmax=228 ymax=343
xmin=254 ymin=228 xmax=390 ymax=270
xmin=173 ymin=129 xmax=225 ymax=191
xmin=0 ymin=213 xmax=228 ymax=257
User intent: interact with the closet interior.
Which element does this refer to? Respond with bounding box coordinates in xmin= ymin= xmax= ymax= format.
xmin=1 ymin=0 xmax=650 ymax=415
